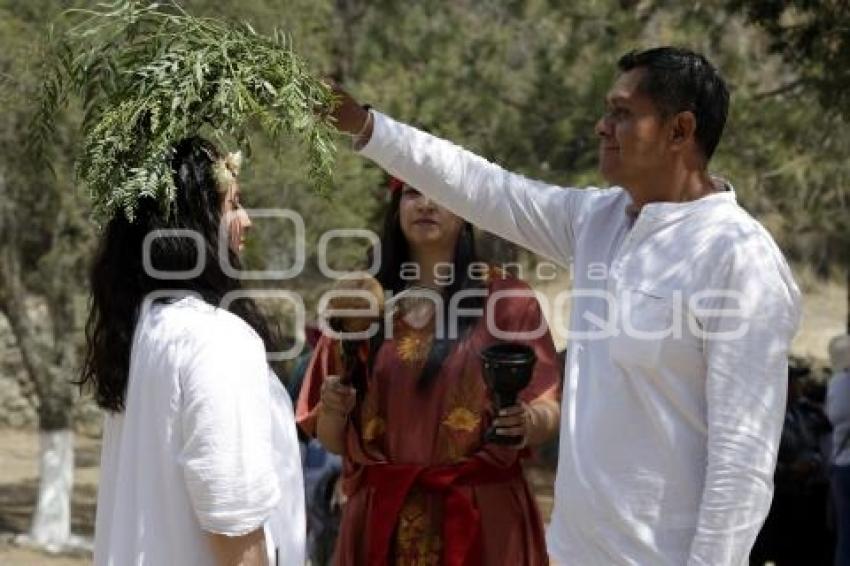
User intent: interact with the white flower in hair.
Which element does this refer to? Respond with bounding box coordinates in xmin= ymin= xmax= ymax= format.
xmin=213 ymin=151 xmax=243 ymax=192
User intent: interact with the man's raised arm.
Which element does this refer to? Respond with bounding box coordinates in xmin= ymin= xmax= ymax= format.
xmin=332 ymin=86 xmax=593 ymax=267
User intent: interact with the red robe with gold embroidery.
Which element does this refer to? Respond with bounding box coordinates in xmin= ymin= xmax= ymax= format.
xmin=296 ymin=271 xmax=560 ymax=565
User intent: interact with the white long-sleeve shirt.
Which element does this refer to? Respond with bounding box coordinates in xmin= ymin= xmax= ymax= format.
xmin=359 ymin=111 xmax=802 ymax=566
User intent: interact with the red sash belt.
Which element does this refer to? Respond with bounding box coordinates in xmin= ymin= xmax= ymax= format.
xmin=361 ymin=457 xmax=523 ymax=566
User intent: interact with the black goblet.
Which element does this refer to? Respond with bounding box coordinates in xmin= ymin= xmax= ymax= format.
xmin=480 ymin=342 xmax=536 ymax=445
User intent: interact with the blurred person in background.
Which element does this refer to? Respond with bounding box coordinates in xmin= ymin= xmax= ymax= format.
xmin=827 ymin=335 xmax=850 ymax=566
xmin=751 ymin=362 xmax=834 ymax=565
xmin=289 ymin=322 xmax=344 ymax=566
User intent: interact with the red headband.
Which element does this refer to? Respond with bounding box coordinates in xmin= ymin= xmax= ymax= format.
xmin=388 ymin=177 xmax=405 ymax=194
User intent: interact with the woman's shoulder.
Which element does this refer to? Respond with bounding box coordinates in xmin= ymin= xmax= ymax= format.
xmin=482 ymin=264 xmax=533 ymax=294
xmin=153 ymin=295 xmax=264 ymax=352
xmin=479 ymin=265 xmax=539 ymax=322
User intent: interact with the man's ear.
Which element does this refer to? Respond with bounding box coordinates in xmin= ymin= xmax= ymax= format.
xmin=669 ymin=111 xmax=697 ymax=150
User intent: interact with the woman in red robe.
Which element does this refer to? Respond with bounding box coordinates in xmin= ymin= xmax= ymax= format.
xmin=296 ymin=178 xmax=561 ymax=565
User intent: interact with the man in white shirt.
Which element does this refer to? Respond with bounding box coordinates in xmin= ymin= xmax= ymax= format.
xmin=329 ymin=46 xmax=801 ymax=565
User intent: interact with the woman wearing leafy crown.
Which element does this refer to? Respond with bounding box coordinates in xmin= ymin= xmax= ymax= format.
xmin=29 ymin=4 xmax=347 ymax=565
xmin=83 ymin=137 xmax=305 ymax=566
xmin=296 ymin=177 xmax=562 ymax=565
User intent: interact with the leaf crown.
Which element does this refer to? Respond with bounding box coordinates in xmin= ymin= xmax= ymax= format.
xmin=30 ymin=1 xmax=336 ymax=224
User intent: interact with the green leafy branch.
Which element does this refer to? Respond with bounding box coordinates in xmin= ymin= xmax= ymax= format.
xmin=30 ymin=0 xmax=336 ymax=223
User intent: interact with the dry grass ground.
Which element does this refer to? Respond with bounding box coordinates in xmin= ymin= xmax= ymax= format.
xmin=0 ymin=429 xmax=98 ymax=565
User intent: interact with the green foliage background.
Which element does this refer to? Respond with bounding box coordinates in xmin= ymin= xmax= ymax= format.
xmin=30 ymin=1 xmax=338 ymax=224
xmin=2 ymin=0 xmax=848 ymax=343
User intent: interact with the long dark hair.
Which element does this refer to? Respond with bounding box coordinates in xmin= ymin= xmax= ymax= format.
xmin=368 ymin=186 xmax=486 ymax=389
xmin=80 ymin=136 xmax=279 ymax=412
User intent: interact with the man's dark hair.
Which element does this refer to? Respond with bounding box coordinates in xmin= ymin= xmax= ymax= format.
xmin=618 ymin=47 xmax=729 ymax=161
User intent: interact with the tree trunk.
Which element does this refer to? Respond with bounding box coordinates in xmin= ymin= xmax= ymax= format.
xmin=27 ymin=429 xmax=75 ymax=553
xmin=1 ymin=155 xmax=93 ymax=550
xmin=0 ymin=247 xmax=75 ymax=430
xmin=0 ymin=244 xmax=82 ymax=552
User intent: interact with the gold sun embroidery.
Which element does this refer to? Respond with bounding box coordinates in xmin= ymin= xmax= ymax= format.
xmin=362 ymin=417 xmax=386 ymax=442
xmin=436 ymin=366 xmax=488 ymax=463
xmin=442 ymin=407 xmax=480 ymax=433
xmin=396 ymin=333 xmax=433 ymax=365
xmin=397 ymin=492 xmax=442 ymax=565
